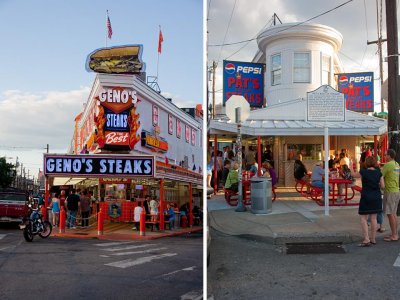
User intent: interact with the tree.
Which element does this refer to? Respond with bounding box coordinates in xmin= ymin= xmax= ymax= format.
xmin=0 ymin=157 xmax=15 ymax=188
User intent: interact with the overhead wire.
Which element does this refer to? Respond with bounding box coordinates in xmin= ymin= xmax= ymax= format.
xmin=209 ymin=0 xmax=354 ymax=47
xmin=360 ymin=0 xmax=370 ymax=66
xmin=225 ymin=16 xmax=274 ymax=61
xmin=216 ymin=0 xmax=238 ymax=64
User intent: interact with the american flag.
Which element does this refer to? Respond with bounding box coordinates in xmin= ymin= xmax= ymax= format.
xmin=158 ymin=28 xmax=164 ymax=54
xmin=107 ymin=11 xmax=113 ymax=39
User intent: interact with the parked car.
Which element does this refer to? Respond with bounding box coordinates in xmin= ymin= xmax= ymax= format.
xmin=0 ymin=188 xmax=29 ymax=222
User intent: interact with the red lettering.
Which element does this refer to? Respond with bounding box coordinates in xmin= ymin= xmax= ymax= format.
xmin=228 ymin=77 xmax=235 ymax=87
xmin=235 ymin=78 xmax=243 ymax=88
xmin=253 ymin=79 xmax=260 ymax=89
xmin=363 ymin=86 xmax=370 ymax=96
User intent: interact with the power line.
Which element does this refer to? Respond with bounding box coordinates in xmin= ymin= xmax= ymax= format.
xmin=225 ymin=16 xmax=274 ymax=61
xmin=217 ymin=0 xmax=238 ymax=64
xmin=209 ymin=0 xmax=354 ymax=47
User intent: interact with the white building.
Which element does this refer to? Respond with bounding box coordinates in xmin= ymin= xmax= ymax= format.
xmin=209 ymin=23 xmax=387 ymax=187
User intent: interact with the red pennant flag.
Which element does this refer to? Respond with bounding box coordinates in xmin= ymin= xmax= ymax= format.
xmin=158 ymin=29 xmax=164 ymax=54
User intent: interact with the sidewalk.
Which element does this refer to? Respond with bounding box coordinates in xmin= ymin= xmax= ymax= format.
xmin=51 ymin=222 xmax=202 ymax=241
xmin=208 ymin=187 xmax=373 ymax=245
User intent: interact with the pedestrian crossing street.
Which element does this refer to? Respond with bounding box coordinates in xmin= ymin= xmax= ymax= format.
xmin=94 ymin=241 xmax=178 ymax=269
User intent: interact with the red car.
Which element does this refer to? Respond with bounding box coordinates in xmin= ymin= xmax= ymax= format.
xmin=0 ymin=188 xmax=29 ymax=222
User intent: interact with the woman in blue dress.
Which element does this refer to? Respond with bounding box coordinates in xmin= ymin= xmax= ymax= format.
xmin=358 ymin=156 xmax=385 ymax=246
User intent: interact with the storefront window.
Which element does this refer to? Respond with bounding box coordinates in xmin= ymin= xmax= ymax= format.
xmin=293 ymin=52 xmax=310 ymax=83
xmin=287 ymin=144 xmax=322 ymax=160
xmin=105 ymin=184 xmax=127 ymax=200
xmin=271 ymin=54 xmax=281 ymax=86
xmin=321 ymin=54 xmax=331 ymax=85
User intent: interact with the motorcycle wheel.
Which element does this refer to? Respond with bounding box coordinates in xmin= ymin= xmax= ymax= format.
xmin=39 ymin=221 xmax=52 ymax=238
xmin=23 ymin=226 xmax=34 ymax=242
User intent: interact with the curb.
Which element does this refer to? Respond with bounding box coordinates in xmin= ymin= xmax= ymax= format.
xmin=51 ymin=227 xmax=203 ymax=241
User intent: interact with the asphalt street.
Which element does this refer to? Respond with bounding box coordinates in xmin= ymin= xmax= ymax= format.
xmin=208 ymin=227 xmax=400 ymax=300
xmin=0 ymin=224 xmax=202 ymax=300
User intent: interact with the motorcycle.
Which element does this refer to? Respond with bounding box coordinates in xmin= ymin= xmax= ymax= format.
xmin=19 ymin=204 xmax=52 ymax=242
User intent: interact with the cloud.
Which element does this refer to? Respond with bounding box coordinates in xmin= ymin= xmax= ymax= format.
xmin=0 ymin=87 xmax=90 ymax=150
xmin=161 ymin=91 xmax=199 ymax=108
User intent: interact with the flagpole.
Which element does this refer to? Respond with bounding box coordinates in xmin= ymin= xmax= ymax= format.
xmin=157 ymin=25 xmax=160 ymax=81
xmin=105 ymin=10 xmax=108 ymax=47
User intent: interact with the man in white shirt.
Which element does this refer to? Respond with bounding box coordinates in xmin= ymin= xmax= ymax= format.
xmin=132 ymin=201 xmax=143 ymax=230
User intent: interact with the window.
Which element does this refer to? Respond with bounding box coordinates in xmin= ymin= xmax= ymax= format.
xmin=321 ymin=55 xmax=331 ymax=85
xmin=271 ymin=54 xmax=281 ymax=85
xmin=293 ymin=52 xmax=310 ymax=83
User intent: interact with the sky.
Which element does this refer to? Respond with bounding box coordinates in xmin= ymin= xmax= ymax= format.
xmin=0 ymin=0 xmax=203 ymax=180
xmin=207 ymin=0 xmax=396 ymax=110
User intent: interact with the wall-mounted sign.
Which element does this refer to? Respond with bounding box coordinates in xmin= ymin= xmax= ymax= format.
xmin=176 ymin=119 xmax=181 ymax=138
xmin=336 ymin=72 xmax=374 ymax=112
xmin=152 ymin=105 xmax=159 ymax=126
xmin=307 ymin=85 xmax=345 ymax=122
xmin=168 ymin=114 xmax=173 ymax=135
xmin=141 ymin=130 xmax=169 ymax=152
xmin=99 ymin=178 xmax=132 ymax=184
xmin=223 ymin=60 xmax=265 ymax=108
xmin=94 ymin=87 xmax=141 ymax=150
xmin=108 ymin=203 xmax=121 ymax=218
xmin=44 ymin=154 xmax=154 ymax=177
xmin=86 ymin=45 xmax=145 ymax=74
xmin=185 ymin=125 xmax=190 ymax=143
xmin=191 ymin=129 xmax=196 ymax=146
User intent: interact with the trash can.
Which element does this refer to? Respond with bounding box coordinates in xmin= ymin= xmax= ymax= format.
xmin=250 ymin=176 xmax=272 ymax=214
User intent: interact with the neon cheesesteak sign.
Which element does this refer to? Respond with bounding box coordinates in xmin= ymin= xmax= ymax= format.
xmin=44 ymin=155 xmax=154 ymax=177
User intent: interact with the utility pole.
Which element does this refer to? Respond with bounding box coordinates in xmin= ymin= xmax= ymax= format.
xmin=212 ymin=61 xmax=217 ymax=119
xmin=385 ymin=0 xmax=400 ymax=162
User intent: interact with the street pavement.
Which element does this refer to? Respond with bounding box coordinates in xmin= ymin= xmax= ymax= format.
xmin=208 ymin=227 xmax=400 ymax=300
xmin=207 ymin=186 xmax=400 ymax=299
xmin=208 ymin=186 xmax=366 ymax=245
xmin=0 ymin=225 xmax=203 ymax=300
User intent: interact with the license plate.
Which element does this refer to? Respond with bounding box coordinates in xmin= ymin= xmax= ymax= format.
xmin=19 ymin=224 xmax=26 ymax=229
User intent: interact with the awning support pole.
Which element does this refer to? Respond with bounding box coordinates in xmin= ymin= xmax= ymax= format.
xmin=257 ymin=136 xmax=262 ymax=176
xmin=189 ymin=183 xmax=193 ymax=227
xmin=324 ymin=126 xmax=330 ymax=216
xmin=213 ymin=135 xmax=218 ymax=195
xmin=159 ymin=178 xmax=165 ymax=231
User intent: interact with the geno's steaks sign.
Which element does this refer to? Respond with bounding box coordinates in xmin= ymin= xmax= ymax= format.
xmin=44 ymin=155 xmax=154 ymax=177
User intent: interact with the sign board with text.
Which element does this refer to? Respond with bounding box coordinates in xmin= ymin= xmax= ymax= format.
xmin=336 ymin=72 xmax=374 ymax=112
xmin=223 ymin=60 xmax=265 ymax=108
xmin=44 ymin=154 xmax=154 ymax=177
xmin=307 ymin=85 xmax=345 ymax=122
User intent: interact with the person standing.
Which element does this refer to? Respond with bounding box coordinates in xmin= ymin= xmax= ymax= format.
xmin=382 ymin=149 xmax=400 ymax=242
xmin=49 ymin=192 xmax=60 ymax=227
xmin=80 ymin=190 xmax=91 ymax=228
xmin=143 ymin=195 xmax=151 ymax=221
xmin=358 ymin=156 xmax=384 ymax=246
xmin=166 ymin=203 xmax=175 ymax=230
xmin=66 ymin=189 xmax=80 ymax=229
xmin=149 ymin=197 xmax=159 ymax=222
xmin=132 ymin=201 xmax=143 ymax=230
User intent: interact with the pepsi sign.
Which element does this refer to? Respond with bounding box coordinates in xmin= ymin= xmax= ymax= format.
xmin=223 ymin=60 xmax=265 ymax=107
xmin=337 ymin=72 xmax=374 ymax=112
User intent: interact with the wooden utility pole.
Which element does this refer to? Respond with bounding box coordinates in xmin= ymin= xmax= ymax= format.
xmin=385 ymin=0 xmax=400 ymax=162
xmin=212 ymin=61 xmax=217 ymax=119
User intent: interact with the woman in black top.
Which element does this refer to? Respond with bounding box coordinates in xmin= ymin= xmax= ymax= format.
xmin=358 ymin=156 xmax=384 ymax=246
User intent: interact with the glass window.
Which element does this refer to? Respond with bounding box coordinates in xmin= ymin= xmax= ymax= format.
xmin=271 ymin=54 xmax=281 ymax=86
xmin=293 ymin=52 xmax=310 ymax=83
xmin=322 ymin=55 xmax=331 ymax=85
